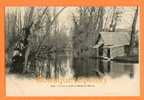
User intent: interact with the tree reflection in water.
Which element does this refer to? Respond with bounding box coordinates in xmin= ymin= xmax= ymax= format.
xmin=28 ymin=53 xmax=134 ymax=80
xmin=72 ymin=58 xmax=134 ymax=80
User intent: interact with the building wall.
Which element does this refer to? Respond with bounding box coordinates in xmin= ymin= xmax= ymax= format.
xmin=103 ymin=48 xmax=108 ymax=57
xmin=103 ymin=46 xmax=125 ymax=58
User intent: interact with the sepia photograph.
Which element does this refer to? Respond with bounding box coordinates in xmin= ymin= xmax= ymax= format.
xmin=5 ymin=6 xmax=139 ymax=96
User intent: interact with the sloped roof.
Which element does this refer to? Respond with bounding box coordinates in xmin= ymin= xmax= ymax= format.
xmin=100 ymin=32 xmax=130 ymax=46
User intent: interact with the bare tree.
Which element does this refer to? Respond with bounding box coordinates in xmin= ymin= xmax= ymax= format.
xmin=128 ymin=7 xmax=138 ymax=56
xmin=6 ymin=7 xmax=66 ymax=73
xmin=103 ymin=7 xmax=123 ymax=32
xmin=72 ymin=7 xmax=105 ymax=57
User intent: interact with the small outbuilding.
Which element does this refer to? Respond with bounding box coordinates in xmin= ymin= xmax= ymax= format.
xmin=93 ymin=32 xmax=130 ymax=59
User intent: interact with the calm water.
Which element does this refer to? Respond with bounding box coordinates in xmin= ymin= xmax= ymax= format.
xmin=33 ymin=53 xmax=135 ymax=80
xmin=6 ymin=53 xmax=139 ymax=96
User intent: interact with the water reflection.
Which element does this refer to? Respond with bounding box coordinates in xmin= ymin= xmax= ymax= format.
xmin=33 ymin=53 xmax=134 ymax=80
xmin=72 ymin=58 xmax=134 ymax=80
xmin=33 ymin=54 xmax=74 ymax=79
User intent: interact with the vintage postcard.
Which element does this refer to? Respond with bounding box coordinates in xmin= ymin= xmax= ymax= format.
xmin=0 ymin=0 xmax=144 ymax=100
xmin=5 ymin=6 xmax=140 ymax=96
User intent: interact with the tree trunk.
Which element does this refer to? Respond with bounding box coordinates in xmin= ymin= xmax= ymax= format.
xmin=128 ymin=7 xmax=138 ymax=56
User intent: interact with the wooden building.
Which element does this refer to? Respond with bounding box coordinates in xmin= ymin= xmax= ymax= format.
xmin=92 ymin=32 xmax=130 ymax=59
